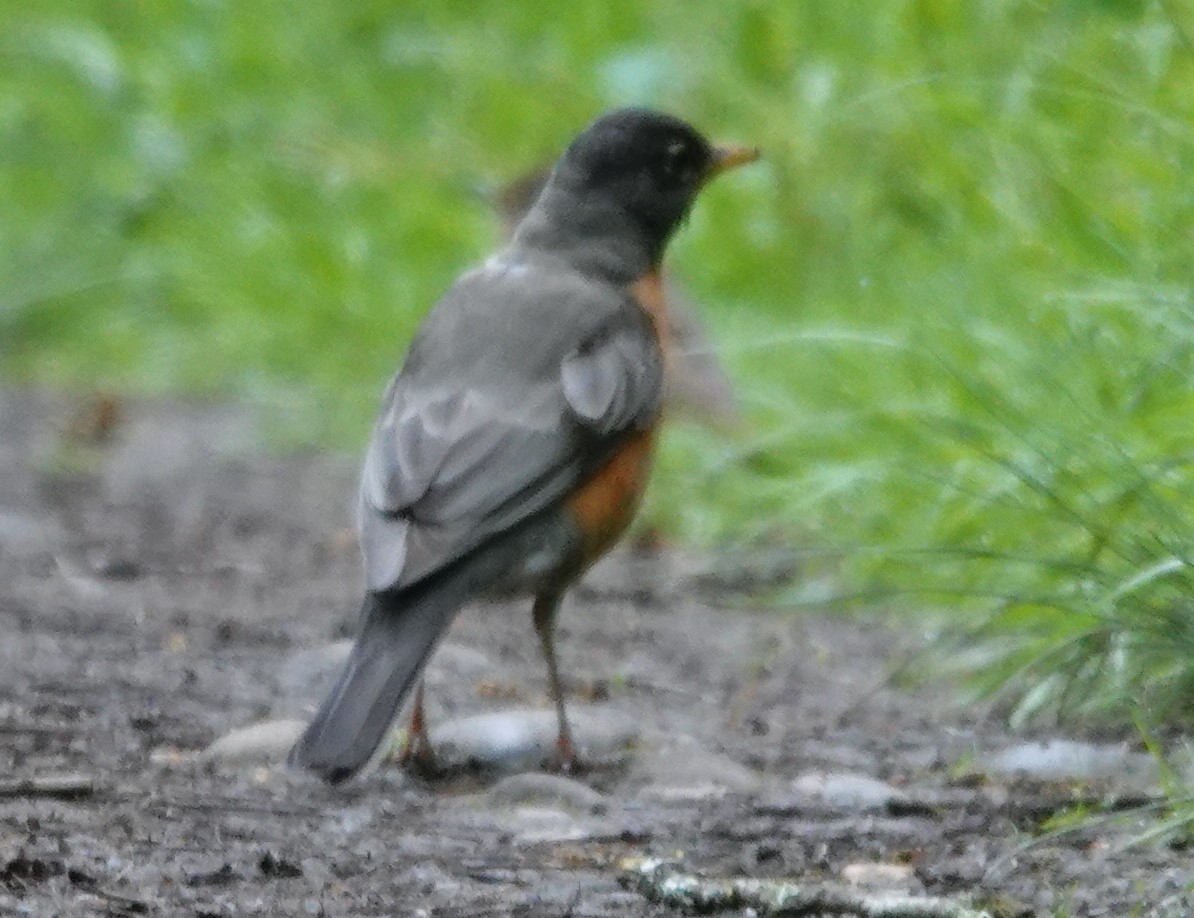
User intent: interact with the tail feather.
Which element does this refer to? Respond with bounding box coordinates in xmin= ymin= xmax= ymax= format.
xmin=291 ymin=510 xmax=578 ymax=785
xmin=289 ymin=555 xmax=493 ymax=783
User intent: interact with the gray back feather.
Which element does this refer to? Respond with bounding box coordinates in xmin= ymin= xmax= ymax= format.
xmin=359 ymin=255 xmax=662 ymax=592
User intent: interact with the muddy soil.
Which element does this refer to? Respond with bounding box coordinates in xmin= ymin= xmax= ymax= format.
xmin=1 ymin=389 xmax=1190 ymax=917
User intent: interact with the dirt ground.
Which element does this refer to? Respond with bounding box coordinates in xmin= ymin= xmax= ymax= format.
xmin=1 ymin=389 xmax=1191 ymax=917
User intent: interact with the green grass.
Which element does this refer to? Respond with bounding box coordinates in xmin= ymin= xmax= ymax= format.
xmin=4 ymin=1 xmax=1194 ymax=748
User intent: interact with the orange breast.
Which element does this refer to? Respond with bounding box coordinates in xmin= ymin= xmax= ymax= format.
xmin=566 ymin=427 xmax=657 ymax=558
xmin=564 ymin=271 xmax=667 ymax=560
xmin=630 ymin=271 xmax=669 ymax=348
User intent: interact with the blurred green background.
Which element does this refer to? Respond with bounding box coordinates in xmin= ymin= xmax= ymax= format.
xmin=4 ymin=1 xmax=1194 ymax=733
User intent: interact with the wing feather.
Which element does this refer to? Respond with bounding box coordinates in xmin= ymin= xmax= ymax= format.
xmin=358 ymin=262 xmax=662 ymax=592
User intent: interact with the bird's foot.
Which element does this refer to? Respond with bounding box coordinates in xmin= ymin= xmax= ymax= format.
xmin=545 ymin=734 xmax=585 ymax=776
xmin=398 ymin=732 xmax=442 ymax=778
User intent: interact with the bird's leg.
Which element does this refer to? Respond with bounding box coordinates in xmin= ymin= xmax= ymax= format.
xmin=398 ymin=679 xmax=438 ymax=774
xmin=532 ymin=592 xmax=579 ymax=773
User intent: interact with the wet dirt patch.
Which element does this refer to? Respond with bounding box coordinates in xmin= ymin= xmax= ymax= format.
xmin=0 ymin=389 xmax=1190 ymax=916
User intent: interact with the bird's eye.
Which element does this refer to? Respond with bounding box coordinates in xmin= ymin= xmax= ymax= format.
xmin=662 ymin=139 xmax=695 ymax=182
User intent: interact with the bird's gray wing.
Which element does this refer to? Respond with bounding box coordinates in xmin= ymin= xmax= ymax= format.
xmin=359 ymin=265 xmax=663 ymax=592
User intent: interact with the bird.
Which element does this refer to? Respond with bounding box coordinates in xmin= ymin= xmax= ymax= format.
xmin=289 ymin=108 xmax=758 ymax=784
xmin=493 ymin=166 xmax=742 ymax=431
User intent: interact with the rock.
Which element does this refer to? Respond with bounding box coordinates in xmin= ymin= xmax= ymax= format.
xmin=840 ymin=862 xmax=917 ymax=890
xmin=984 ymin=740 xmax=1160 ymax=787
xmin=789 ymin=771 xmax=907 ymax=812
xmin=504 ymin=806 xmax=591 ymax=845
xmin=0 ymin=509 xmax=57 ymax=558
xmin=433 ymin=801 xmax=594 ymax=847
xmin=487 ymin=772 xmax=606 ymax=813
xmin=200 ymin=719 xmax=306 ymax=767
xmin=149 ymin=746 xmax=196 ymax=767
xmin=427 ymin=707 xmax=637 ymax=773
xmin=633 ymin=739 xmax=765 ymax=802
xmin=53 ymin=554 xmax=108 ymax=599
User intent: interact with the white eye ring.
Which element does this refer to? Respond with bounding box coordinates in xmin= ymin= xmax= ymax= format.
xmin=664 ymin=140 xmax=689 ymax=175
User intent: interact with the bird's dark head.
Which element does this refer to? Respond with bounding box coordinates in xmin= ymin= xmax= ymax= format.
xmin=522 ymin=109 xmax=758 ymax=274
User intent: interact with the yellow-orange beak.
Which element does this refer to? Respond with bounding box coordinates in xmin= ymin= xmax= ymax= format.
xmin=706 ymin=144 xmax=761 ymax=180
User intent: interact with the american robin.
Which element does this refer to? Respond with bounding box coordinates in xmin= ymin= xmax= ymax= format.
xmin=289 ymin=109 xmax=758 ymax=784
xmin=494 ymin=167 xmax=742 ymax=431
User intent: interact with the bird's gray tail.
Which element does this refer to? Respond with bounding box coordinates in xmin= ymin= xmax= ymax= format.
xmin=289 ymin=552 xmax=498 ymax=784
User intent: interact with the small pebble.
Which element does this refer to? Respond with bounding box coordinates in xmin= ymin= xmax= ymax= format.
xmin=790 ymin=771 xmax=907 ymax=812
xmin=199 ymin=719 xmax=306 ymax=767
xmin=487 ymin=772 xmax=605 ymax=813
xmin=841 ymin=861 xmax=917 ymax=889
xmin=634 ymin=741 xmax=765 ymax=801
xmin=984 ymin=740 xmax=1159 ymax=787
xmin=428 ymin=707 xmax=637 ymax=773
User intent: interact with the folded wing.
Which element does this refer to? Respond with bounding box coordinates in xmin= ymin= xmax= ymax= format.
xmin=359 ymin=265 xmax=663 ymax=592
